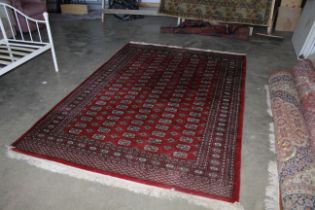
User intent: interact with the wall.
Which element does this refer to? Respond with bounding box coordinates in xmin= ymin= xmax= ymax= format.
xmin=292 ymin=0 xmax=315 ymax=58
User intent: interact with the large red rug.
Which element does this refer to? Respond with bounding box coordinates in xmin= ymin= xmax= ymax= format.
xmin=12 ymin=42 xmax=246 ymax=203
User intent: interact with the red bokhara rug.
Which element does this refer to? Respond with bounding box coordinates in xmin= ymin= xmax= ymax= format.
xmin=11 ymin=42 xmax=246 ymax=203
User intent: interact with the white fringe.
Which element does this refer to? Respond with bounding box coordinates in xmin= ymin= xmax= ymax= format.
xmin=264 ymin=85 xmax=273 ymax=117
xmin=264 ymin=85 xmax=280 ymax=210
xmin=265 ymin=85 xmax=276 ymax=153
xmin=269 ymin=123 xmax=276 ymax=154
xmin=129 ymin=41 xmax=247 ymax=56
xmin=265 ymin=161 xmax=280 ymax=210
xmin=7 ymin=147 xmax=243 ymax=210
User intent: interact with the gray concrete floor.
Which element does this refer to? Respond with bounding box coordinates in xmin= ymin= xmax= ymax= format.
xmin=0 ymin=15 xmax=297 ymax=210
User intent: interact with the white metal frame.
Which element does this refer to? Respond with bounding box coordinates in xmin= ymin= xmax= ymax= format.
xmin=0 ymin=3 xmax=59 ymax=77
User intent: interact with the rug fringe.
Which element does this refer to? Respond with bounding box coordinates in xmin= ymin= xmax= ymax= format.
xmin=7 ymin=147 xmax=244 ymax=210
xmin=129 ymin=41 xmax=247 ymax=56
xmin=264 ymin=85 xmax=280 ymax=210
xmin=265 ymin=85 xmax=276 ymax=153
xmin=264 ymin=85 xmax=273 ymax=117
xmin=265 ymin=161 xmax=280 ymax=210
xmin=269 ymin=123 xmax=276 ymax=153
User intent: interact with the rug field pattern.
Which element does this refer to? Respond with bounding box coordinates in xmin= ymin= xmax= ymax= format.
xmin=159 ymin=0 xmax=273 ymax=25
xmin=12 ymin=43 xmax=246 ymax=202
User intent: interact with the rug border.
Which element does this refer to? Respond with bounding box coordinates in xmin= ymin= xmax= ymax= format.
xmin=10 ymin=42 xmax=247 ymax=204
xmin=233 ymin=55 xmax=246 ymax=201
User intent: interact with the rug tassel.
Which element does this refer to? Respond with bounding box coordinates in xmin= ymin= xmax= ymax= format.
xmin=269 ymin=123 xmax=276 ymax=153
xmin=265 ymin=161 xmax=280 ymax=210
xmin=7 ymin=148 xmax=244 ymax=210
xmin=265 ymin=85 xmax=273 ymax=117
xmin=264 ymin=85 xmax=280 ymax=210
xmin=5 ymin=145 xmax=15 ymax=150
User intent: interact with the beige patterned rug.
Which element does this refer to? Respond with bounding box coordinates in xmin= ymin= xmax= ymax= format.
xmin=159 ymin=0 xmax=274 ymax=25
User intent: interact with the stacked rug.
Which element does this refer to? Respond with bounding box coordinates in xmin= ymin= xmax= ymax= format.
xmin=268 ymin=60 xmax=315 ymax=209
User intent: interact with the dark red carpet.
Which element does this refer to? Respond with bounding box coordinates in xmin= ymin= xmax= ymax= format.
xmin=12 ymin=43 xmax=246 ymax=202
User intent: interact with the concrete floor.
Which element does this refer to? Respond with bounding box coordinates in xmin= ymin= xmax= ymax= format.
xmin=0 ymin=15 xmax=297 ymax=210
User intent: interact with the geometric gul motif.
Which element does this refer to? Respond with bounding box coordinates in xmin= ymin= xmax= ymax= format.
xmin=66 ymin=52 xmax=213 ymax=160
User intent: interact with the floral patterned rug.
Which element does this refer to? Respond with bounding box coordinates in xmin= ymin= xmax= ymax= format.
xmin=11 ymin=42 xmax=246 ymax=203
xmin=159 ymin=0 xmax=273 ymax=25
